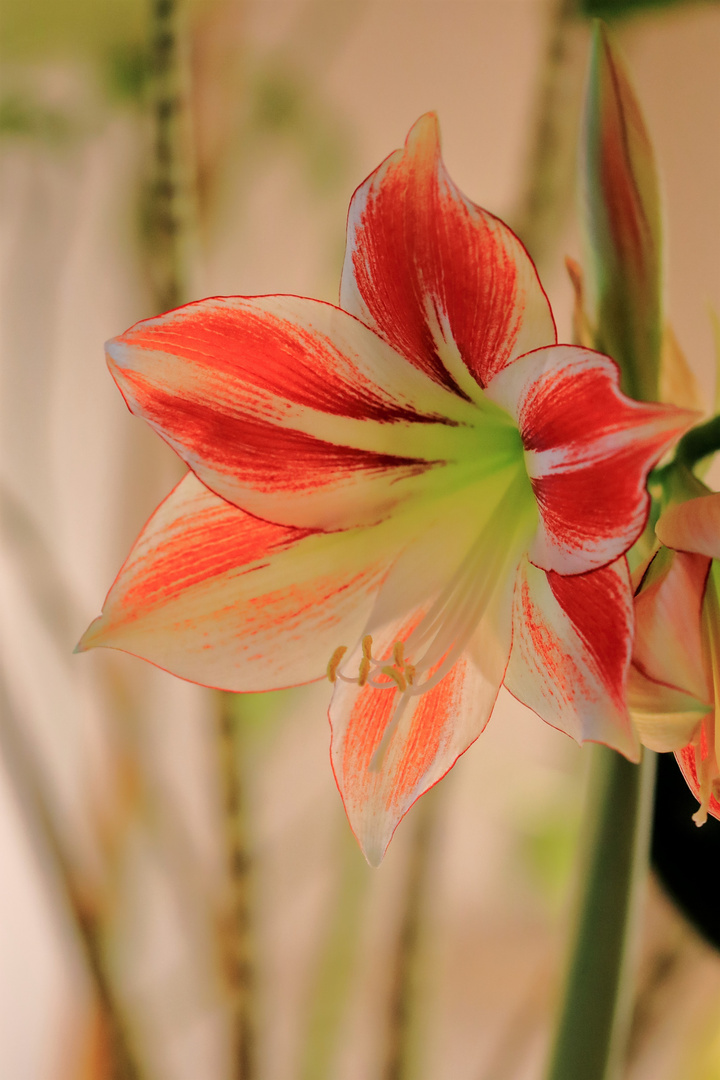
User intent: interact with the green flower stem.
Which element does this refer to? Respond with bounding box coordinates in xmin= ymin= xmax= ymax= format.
xmin=673 ymin=415 xmax=720 ymax=472
xmin=299 ymin=828 xmax=369 ymax=1080
xmin=545 ymin=746 xmax=656 ymax=1080
xmin=382 ymin=790 xmax=436 ymax=1080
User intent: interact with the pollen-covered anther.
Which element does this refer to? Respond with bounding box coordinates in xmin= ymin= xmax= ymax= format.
xmin=327 ymin=636 xmax=417 ymax=693
xmin=358 ymin=657 xmax=371 ymax=686
xmin=327 ymin=645 xmax=348 ymax=683
xmin=381 ymin=665 xmax=407 ymax=692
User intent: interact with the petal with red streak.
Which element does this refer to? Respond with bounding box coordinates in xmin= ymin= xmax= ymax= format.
xmin=340 ymin=113 xmax=556 ymax=401
xmin=504 ymin=556 xmax=639 ymax=759
xmin=330 ymin=621 xmax=505 ymax=867
xmin=330 ymin=520 xmax=521 ymax=866
xmin=676 ymin=736 xmax=720 ymax=824
xmin=633 ymin=547 xmax=711 ymax=704
xmin=486 ymin=345 xmax=697 ymax=574
xmin=106 ymin=295 xmax=486 ymax=531
xmin=77 ymin=472 xmax=404 ymax=691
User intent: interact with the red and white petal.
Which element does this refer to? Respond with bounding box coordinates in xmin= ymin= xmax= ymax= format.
xmin=77 ymin=472 xmax=402 ymax=691
xmin=486 ymin=345 xmax=697 ymax=574
xmin=340 ymin=113 xmax=556 ymax=402
xmin=633 ymin=548 xmax=711 ymax=703
xmin=107 ymin=295 xmax=479 ymax=531
xmin=329 ymin=610 xmax=507 ymax=867
xmin=330 ymin=504 xmax=524 ymax=866
xmin=503 ymin=556 xmax=639 ymax=759
xmin=656 ymin=493 xmax=720 ymax=560
xmin=675 ymin=719 xmax=720 ymax=826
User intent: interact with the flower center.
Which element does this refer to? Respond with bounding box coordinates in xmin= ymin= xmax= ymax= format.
xmin=328 ymin=635 xmax=416 ymax=692
xmin=326 ymin=464 xmax=538 ymax=766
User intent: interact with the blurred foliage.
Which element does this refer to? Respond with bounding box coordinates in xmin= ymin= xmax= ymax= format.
xmin=104 ymin=41 xmax=151 ymax=106
xmin=0 ymin=0 xmax=148 ymax=59
xmin=246 ymin=61 xmax=351 ymax=194
xmin=0 ymin=91 xmax=77 ymax=143
xmin=580 ymin=0 xmax=717 ymax=15
xmin=519 ymin=808 xmax=581 ymax=910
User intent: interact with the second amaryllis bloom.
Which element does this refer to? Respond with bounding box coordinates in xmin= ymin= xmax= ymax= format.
xmin=78 ymin=115 xmax=692 ymax=864
xmin=631 ymin=482 xmax=720 ymax=825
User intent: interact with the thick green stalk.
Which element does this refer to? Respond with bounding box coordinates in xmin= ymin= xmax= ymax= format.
xmin=382 ymin=791 xmax=436 ymax=1080
xmin=545 ymin=746 xmax=656 ymax=1080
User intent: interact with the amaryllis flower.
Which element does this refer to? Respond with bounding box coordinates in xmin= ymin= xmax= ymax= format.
xmin=78 ymin=115 xmax=692 ymax=864
xmin=631 ymin=484 xmax=720 ymax=825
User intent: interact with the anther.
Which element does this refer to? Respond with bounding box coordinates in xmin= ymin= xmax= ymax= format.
xmin=362 ymin=635 xmax=374 ymax=660
xmin=327 ymin=645 xmax=348 ymax=683
xmin=404 ymin=663 xmax=416 ymax=686
xmin=392 ymin=641 xmax=405 ymax=667
xmin=381 ymin=665 xmax=407 ymax=692
xmin=358 ymin=657 xmax=371 ymax=686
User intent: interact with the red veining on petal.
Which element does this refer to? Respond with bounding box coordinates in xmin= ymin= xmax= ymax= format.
xmin=118 ymin=369 xmax=438 ymax=493
xmin=676 ymin=741 xmax=720 ymax=822
xmin=341 ymin=683 xmax=398 ymax=777
xmin=347 ymin=117 xmax=550 ymax=393
xmin=516 ymin=575 xmax=582 ymax=706
xmin=119 ymin=298 xmax=452 ymax=425
xmin=547 ymin=565 xmax=630 ymax=709
xmin=531 ymin=448 xmax=648 ymax=549
xmin=519 ymin=356 xmax=690 ymax=560
xmin=117 ymin=495 xmax=311 ymax=616
xmin=386 ymin=659 xmax=464 ymax=812
xmin=237 ymin=566 xmax=384 ymax=659
xmin=520 ymin=365 xmax=636 ymax=452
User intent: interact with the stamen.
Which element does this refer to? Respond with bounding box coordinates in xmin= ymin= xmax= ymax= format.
xmin=358 ymin=657 xmax=371 ymax=686
xmin=362 ymin=635 xmax=374 ymax=659
xmin=392 ymin=641 xmax=405 ymax=667
xmin=404 ymin=663 xmax=416 ymax=686
xmin=327 ymin=645 xmax=348 ymax=683
xmin=381 ymin=665 xmax=407 ymax=692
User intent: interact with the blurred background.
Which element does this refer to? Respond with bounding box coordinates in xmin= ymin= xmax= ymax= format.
xmin=2 ymin=1 xmax=720 ymax=1078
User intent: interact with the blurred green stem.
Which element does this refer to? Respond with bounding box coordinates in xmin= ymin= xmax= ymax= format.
xmin=382 ymin=792 xmax=436 ymax=1080
xmin=545 ymin=746 xmax=656 ymax=1080
xmin=144 ymin=2 xmax=258 ymax=1074
xmin=216 ymin=695 xmax=257 ymax=1079
xmin=299 ymin=828 xmax=368 ymax=1080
